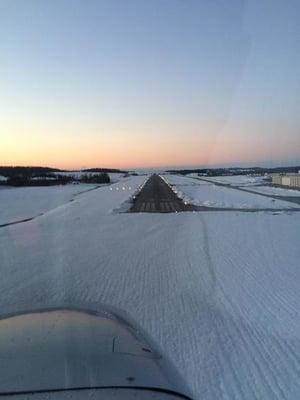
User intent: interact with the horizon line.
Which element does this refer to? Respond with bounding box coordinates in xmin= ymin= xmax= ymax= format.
xmin=1 ymin=162 xmax=299 ymax=172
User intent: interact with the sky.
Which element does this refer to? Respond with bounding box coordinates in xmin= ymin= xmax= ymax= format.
xmin=0 ymin=0 xmax=299 ymax=169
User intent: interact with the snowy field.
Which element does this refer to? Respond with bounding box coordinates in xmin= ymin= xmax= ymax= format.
xmin=0 ymin=173 xmax=126 ymax=226
xmin=195 ymin=174 xmax=300 ymax=197
xmin=0 ymin=175 xmax=300 ymax=399
xmin=0 ymin=184 xmax=107 ymax=226
xmin=58 ymin=171 xmax=125 ymax=183
xmin=190 ymin=174 xmax=267 ymax=186
xmin=164 ymin=174 xmax=298 ymax=209
xmin=248 ymin=185 xmax=300 ymax=197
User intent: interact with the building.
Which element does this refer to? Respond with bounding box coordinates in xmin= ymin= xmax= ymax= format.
xmin=271 ymin=174 xmax=300 ymax=188
xmin=271 ymin=175 xmax=282 ymax=185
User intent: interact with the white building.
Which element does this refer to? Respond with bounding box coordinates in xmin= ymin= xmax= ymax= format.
xmin=271 ymin=174 xmax=300 ymax=188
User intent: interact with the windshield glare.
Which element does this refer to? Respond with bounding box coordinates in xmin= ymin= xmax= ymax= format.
xmin=0 ymin=1 xmax=299 ymax=399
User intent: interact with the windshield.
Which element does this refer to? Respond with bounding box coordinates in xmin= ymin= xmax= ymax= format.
xmin=0 ymin=1 xmax=299 ymax=399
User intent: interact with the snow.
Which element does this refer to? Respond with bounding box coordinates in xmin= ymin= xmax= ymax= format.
xmin=248 ymin=185 xmax=300 ymax=197
xmin=57 ymin=171 xmax=125 ymax=183
xmin=164 ymin=174 xmax=298 ymax=209
xmin=109 ymin=172 xmax=127 ymax=183
xmin=0 ymin=175 xmax=8 ymax=181
xmin=0 ymin=173 xmax=133 ymax=226
xmin=189 ymin=175 xmax=300 ymax=197
xmin=197 ymin=175 xmax=267 ymax=186
xmin=0 ymin=184 xmax=102 ymax=226
xmin=0 ymin=175 xmax=300 ymax=399
xmin=31 ymin=176 xmax=58 ymax=180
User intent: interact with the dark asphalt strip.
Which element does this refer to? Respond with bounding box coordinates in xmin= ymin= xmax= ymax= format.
xmin=129 ymin=175 xmax=300 ymax=214
xmin=130 ymin=174 xmax=190 ymax=213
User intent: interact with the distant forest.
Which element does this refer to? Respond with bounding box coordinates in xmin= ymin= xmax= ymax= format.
xmin=167 ymin=166 xmax=300 ymax=176
xmin=0 ymin=166 xmax=126 ymax=177
xmin=82 ymin=168 xmax=126 ymax=173
xmin=0 ymin=166 xmax=126 ymax=186
xmin=0 ymin=166 xmax=61 ymax=178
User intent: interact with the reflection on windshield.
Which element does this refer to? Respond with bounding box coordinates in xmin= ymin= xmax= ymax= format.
xmin=0 ymin=1 xmax=299 ymax=399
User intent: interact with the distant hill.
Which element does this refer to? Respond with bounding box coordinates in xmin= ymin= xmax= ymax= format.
xmin=166 ymin=166 xmax=300 ymax=176
xmin=0 ymin=166 xmax=127 ymax=178
xmin=82 ymin=168 xmax=127 ymax=173
xmin=0 ymin=166 xmax=126 ymax=186
xmin=0 ymin=166 xmax=62 ymax=178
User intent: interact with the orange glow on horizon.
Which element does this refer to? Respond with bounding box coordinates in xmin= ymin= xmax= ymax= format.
xmin=1 ymin=118 xmax=298 ymax=170
xmin=1 ymin=131 xmax=297 ymax=170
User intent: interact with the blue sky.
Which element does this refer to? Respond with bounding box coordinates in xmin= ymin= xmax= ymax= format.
xmin=0 ymin=0 xmax=299 ymax=168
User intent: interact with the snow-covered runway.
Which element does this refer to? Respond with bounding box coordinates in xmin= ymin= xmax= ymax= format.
xmin=1 ymin=175 xmax=299 ymax=399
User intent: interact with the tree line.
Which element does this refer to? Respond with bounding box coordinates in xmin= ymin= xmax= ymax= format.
xmin=0 ymin=167 xmax=112 ymax=186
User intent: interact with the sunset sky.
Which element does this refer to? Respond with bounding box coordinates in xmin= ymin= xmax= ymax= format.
xmin=1 ymin=0 xmax=299 ymax=169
